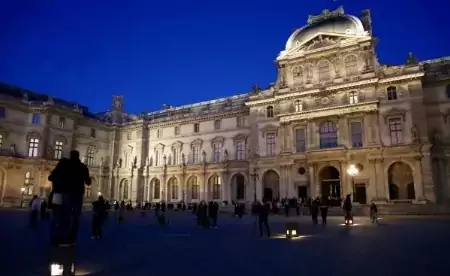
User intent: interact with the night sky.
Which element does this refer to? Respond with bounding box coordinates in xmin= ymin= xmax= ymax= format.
xmin=1 ymin=0 xmax=448 ymax=114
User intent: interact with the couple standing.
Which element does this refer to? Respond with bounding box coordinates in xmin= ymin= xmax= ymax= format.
xmin=48 ymin=150 xmax=91 ymax=246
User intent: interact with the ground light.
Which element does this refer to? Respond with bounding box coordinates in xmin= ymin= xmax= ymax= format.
xmin=50 ymin=263 xmax=74 ymax=276
xmin=285 ymin=222 xmax=300 ymax=239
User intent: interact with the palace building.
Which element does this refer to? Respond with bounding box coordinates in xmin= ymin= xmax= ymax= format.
xmin=1 ymin=7 xmax=450 ymax=211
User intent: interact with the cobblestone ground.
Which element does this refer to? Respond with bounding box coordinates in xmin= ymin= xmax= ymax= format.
xmin=0 ymin=209 xmax=449 ymax=276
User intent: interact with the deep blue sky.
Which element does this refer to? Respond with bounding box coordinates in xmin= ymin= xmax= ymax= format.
xmin=1 ymin=0 xmax=448 ymax=114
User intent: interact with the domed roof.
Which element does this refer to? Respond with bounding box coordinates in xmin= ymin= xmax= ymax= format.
xmin=285 ymin=7 xmax=367 ymax=51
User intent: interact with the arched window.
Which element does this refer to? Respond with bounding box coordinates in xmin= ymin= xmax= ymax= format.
xmin=188 ymin=176 xmax=199 ymax=200
xmin=387 ymin=86 xmax=397 ymax=100
xmin=123 ymin=180 xmax=129 ymax=200
xmin=293 ymin=66 xmax=303 ymax=84
xmin=168 ymin=177 xmax=178 ymax=200
xmin=318 ymin=61 xmax=331 ymax=82
xmin=344 ymin=55 xmax=358 ymax=76
xmin=319 ymin=121 xmax=338 ymax=149
xmin=210 ymin=175 xmax=221 ymax=200
xmin=266 ymin=106 xmax=274 ymax=118
xmin=294 ymin=100 xmax=302 ymax=112
xmin=153 ymin=179 xmax=161 ymax=199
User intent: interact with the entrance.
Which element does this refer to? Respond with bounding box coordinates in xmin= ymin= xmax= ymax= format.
xmin=297 ymin=186 xmax=307 ymax=200
xmin=354 ymin=184 xmax=367 ymax=204
xmin=263 ymin=188 xmax=273 ymax=202
xmin=319 ymin=166 xmax=341 ymax=206
xmin=262 ymin=170 xmax=280 ymax=202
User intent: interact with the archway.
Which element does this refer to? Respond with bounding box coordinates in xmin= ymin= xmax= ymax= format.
xmin=231 ymin=173 xmax=246 ymax=201
xmin=168 ymin=177 xmax=179 ymax=201
xmin=150 ymin=178 xmax=161 ymax=200
xmin=263 ymin=170 xmax=279 ymax=202
xmin=388 ymin=162 xmax=415 ymax=200
xmin=319 ymin=166 xmax=341 ymax=203
xmin=208 ymin=175 xmax=221 ymax=200
xmin=119 ymin=179 xmax=129 ymax=201
xmin=187 ymin=176 xmax=200 ymax=202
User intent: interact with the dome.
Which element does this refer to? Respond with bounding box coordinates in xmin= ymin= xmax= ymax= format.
xmin=285 ymin=8 xmax=366 ymax=51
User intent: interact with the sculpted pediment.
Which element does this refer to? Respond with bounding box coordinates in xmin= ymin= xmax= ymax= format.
xmin=210 ymin=136 xmax=225 ymax=147
xmin=383 ymin=108 xmax=407 ymax=123
xmin=260 ymin=124 xmax=279 ymax=137
xmin=154 ymin=143 xmax=165 ymax=150
xmin=172 ymin=140 xmax=183 ymax=149
xmin=190 ymin=139 xmax=203 ymax=149
xmin=233 ymin=133 xmax=248 ymax=141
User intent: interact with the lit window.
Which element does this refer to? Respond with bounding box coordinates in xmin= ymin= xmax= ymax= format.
xmin=387 ymin=86 xmax=397 ymax=100
xmin=294 ymin=100 xmax=302 ymax=112
xmin=59 ymin=117 xmax=65 ymax=128
xmin=54 ymin=140 xmax=63 ymax=159
xmin=389 ymin=118 xmax=403 ymax=145
xmin=266 ymin=133 xmax=276 ymax=155
xmin=32 ymin=113 xmax=40 ymax=124
xmin=24 ymin=172 xmax=33 ymax=195
xmin=266 ymin=106 xmax=274 ymax=118
xmin=0 ymin=133 xmax=3 ymax=149
xmin=28 ymin=137 xmax=39 ymax=157
xmin=236 ymin=140 xmax=245 ymax=160
xmin=84 ymin=186 xmax=91 ymax=198
xmin=349 ymin=91 xmax=358 ymax=104
xmin=87 ymin=147 xmax=95 ymax=166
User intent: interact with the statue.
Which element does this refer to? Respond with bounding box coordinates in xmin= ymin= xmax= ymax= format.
xmin=202 ymin=150 xmax=206 ymax=162
xmin=163 ymin=155 xmax=167 ymax=165
xmin=277 ymin=64 xmax=287 ymax=88
xmin=223 ymin=149 xmax=228 ymax=161
xmin=250 ymin=84 xmax=261 ymax=94
xmin=145 ymin=157 xmax=149 ymax=167
xmin=118 ymin=158 xmax=122 ymax=168
xmin=133 ymin=156 xmax=137 ymax=168
xmin=112 ymin=95 xmax=123 ymax=111
xmin=181 ymin=153 xmax=185 ymax=164
xmin=9 ymin=144 xmax=15 ymax=155
xmin=411 ymin=125 xmax=420 ymax=143
xmin=406 ymin=52 xmax=418 ymax=66
xmin=100 ymin=157 xmax=104 ymax=167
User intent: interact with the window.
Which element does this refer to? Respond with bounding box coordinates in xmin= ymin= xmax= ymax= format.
xmin=189 ymin=177 xmax=199 ymax=200
xmin=389 ymin=118 xmax=403 ymax=145
xmin=174 ymin=126 xmax=180 ymax=136
xmin=350 ymin=122 xmax=363 ymax=147
xmin=0 ymin=133 xmax=3 ymax=148
xmin=173 ymin=148 xmax=180 ymax=165
xmin=266 ymin=133 xmax=276 ymax=156
xmin=349 ymin=91 xmax=358 ymax=104
xmin=0 ymin=107 xmax=6 ymax=118
xmin=236 ymin=117 xmax=245 ymax=127
xmin=211 ymin=175 xmax=221 ymax=200
xmin=446 ymin=84 xmax=450 ymax=98
xmin=305 ymin=65 xmax=313 ymax=81
xmin=87 ymin=147 xmax=95 ymax=166
xmin=54 ymin=140 xmax=63 ymax=159
xmin=236 ymin=140 xmax=245 ymax=160
xmin=344 ymin=55 xmax=358 ymax=76
xmin=213 ymin=143 xmax=221 ymax=163
xmin=319 ymin=121 xmax=338 ymax=148
xmin=24 ymin=172 xmax=33 ymax=196
xmin=153 ymin=179 xmax=161 ymax=199
xmin=157 ymin=129 xmax=162 ymax=138
xmin=295 ymin=100 xmax=303 ymax=112
xmin=59 ymin=117 xmax=65 ymax=128
xmin=192 ymin=146 xmax=200 ymax=163
xmin=387 ymin=86 xmax=398 ymax=100
xmin=32 ymin=113 xmax=40 ymax=124
xmin=169 ymin=178 xmax=178 ymax=200
xmin=28 ymin=137 xmax=39 ymax=157
xmin=266 ymin=106 xmax=274 ymax=118
xmin=127 ymin=132 xmax=132 ymax=140
xmin=90 ymin=128 xmax=96 ymax=138
xmin=318 ymin=61 xmax=331 ymax=82
xmin=84 ymin=186 xmax=91 ymax=198
xmin=193 ymin=123 xmax=200 ymax=133
xmin=214 ymin=119 xmax=221 ymax=130
xmin=293 ymin=66 xmax=303 ymax=84
xmin=295 ymin=129 xmax=306 ymax=153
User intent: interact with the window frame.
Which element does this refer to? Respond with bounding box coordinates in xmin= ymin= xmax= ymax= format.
xmin=28 ymin=137 xmax=40 ymax=157
xmin=266 ymin=132 xmax=276 ymax=156
xmin=388 ymin=117 xmax=403 ymax=145
xmin=54 ymin=140 xmax=64 ymax=159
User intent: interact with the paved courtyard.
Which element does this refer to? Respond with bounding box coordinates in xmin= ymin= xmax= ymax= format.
xmin=0 ymin=209 xmax=450 ymax=276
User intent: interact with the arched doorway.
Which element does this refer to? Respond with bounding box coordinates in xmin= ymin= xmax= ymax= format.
xmin=319 ymin=166 xmax=341 ymax=203
xmin=168 ymin=177 xmax=179 ymax=201
xmin=263 ymin=170 xmax=280 ymax=202
xmin=388 ymin=162 xmax=415 ymax=200
xmin=187 ymin=176 xmax=200 ymax=202
xmin=208 ymin=175 xmax=221 ymax=200
xmin=231 ymin=173 xmax=246 ymax=201
xmin=119 ymin=179 xmax=129 ymax=201
xmin=151 ymin=178 xmax=161 ymax=200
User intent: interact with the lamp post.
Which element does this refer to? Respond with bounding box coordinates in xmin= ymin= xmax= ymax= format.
xmin=20 ymin=187 xmax=26 ymax=208
xmin=250 ymin=168 xmax=259 ymax=203
xmin=346 ymin=164 xmax=359 ymax=203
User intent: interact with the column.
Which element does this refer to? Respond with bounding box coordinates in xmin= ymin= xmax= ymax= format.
xmin=413 ymin=158 xmax=425 ymax=202
xmin=338 ymin=117 xmax=349 ymax=147
xmin=307 ymin=121 xmax=316 ymax=149
xmin=309 ymin=165 xmax=316 ymax=198
xmin=221 ymin=172 xmax=227 ymax=202
xmin=340 ymin=161 xmax=349 ymax=197
xmin=287 ymin=165 xmax=294 ymax=198
xmin=98 ymin=173 xmax=103 ymax=196
xmin=421 ymin=153 xmax=436 ymax=203
xmin=203 ymin=173 xmax=208 ymax=201
xmin=368 ymin=159 xmax=378 ymax=201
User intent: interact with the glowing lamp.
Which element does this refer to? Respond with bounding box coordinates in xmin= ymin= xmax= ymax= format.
xmin=285 ymin=222 xmax=299 ymax=239
xmin=97 ymin=192 xmax=102 ymax=196
xmin=50 ymin=263 xmax=75 ymax=276
xmin=20 ymin=187 xmax=26 ymax=193
xmin=345 ymin=217 xmax=354 ymax=226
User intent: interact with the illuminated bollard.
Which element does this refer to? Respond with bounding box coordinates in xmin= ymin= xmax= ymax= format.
xmin=285 ymin=222 xmax=299 ymax=239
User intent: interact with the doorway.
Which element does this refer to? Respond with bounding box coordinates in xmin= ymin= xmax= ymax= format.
xmin=319 ymin=166 xmax=341 ymax=206
xmin=263 ymin=188 xmax=273 ymax=202
xmin=354 ymin=184 xmax=367 ymax=204
xmin=297 ymin=186 xmax=307 ymax=200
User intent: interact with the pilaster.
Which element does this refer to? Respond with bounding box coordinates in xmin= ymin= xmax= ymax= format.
xmin=338 ymin=117 xmax=349 ymax=147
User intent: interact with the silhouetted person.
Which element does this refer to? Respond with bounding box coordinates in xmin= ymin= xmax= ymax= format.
xmin=28 ymin=195 xmax=40 ymax=228
xmin=211 ymin=201 xmax=219 ymax=228
xmin=370 ymin=202 xmax=378 ymax=223
xmin=258 ymin=202 xmax=271 ymax=237
xmin=40 ymin=199 xmax=48 ymax=220
xmin=284 ymin=201 xmax=289 ymax=217
xmin=48 ymin=150 xmax=91 ymax=246
xmin=343 ymin=194 xmax=352 ymax=222
xmin=310 ymin=197 xmax=319 ymax=225
xmin=320 ymin=198 xmax=329 ymax=225
xmin=91 ymin=196 xmax=106 ymax=239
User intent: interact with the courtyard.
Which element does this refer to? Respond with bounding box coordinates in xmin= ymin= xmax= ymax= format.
xmin=0 ymin=209 xmax=449 ymax=276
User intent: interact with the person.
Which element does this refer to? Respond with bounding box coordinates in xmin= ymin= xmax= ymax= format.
xmin=370 ymin=202 xmax=378 ymax=223
xmin=211 ymin=201 xmax=219 ymax=228
xmin=40 ymin=199 xmax=48 ymax=220
xmin=310 ymin=197 xmax=319 ymax=225
xmin=320 ymin=197 xmax=329 ymax=226
xmin=48 ymin=150 xmax=91 ymax=246
xmin=28 ymin=195 xmax=41 ymax=228
xmin=91 ymin=196 xmax=106 ymax=239
xmin=118 ymin=201 xmax=125 ymax=224
xmin=258 ymin=201 xmax=271 ymax=237
xmin=343 ymin=194 xmax=353 ymax=225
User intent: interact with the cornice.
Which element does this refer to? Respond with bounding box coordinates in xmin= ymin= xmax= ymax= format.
xmin=379 ymin=72 xmax=424 ymax=84
xmin=279 ymin=101 xmax=378 ymax=122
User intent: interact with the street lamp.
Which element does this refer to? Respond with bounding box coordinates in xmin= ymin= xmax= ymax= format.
xmin=20 ymin=187 xmax=26 ymax=208
xmin=250 ymin=168 xmax=259 ymax=203
xmin=346 ymin=164 xmax=359 ymax=203
xmin=97 ymin=192 xmax=102 ymax=197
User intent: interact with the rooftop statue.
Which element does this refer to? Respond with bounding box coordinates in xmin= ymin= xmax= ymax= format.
xmin=307 ymin=6 xmax=345 ymax=25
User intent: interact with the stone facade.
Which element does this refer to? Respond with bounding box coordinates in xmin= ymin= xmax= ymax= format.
xmin=1 ymin=7 xmax=450 ymax=208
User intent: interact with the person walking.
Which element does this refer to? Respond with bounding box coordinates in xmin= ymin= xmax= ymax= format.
xmin=258 ymin=202 xmax=271 ymax=237
xmin=91 ymin=196 xmax=106 ymax=239
xmin=320 ymin=197 xmax=329 ymax=226
xmin=48 ymin=150 xmax=91 ymax=246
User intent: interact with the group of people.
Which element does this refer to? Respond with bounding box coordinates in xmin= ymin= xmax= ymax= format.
xmin=194 ymin=201 xmax=220 ymax=228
